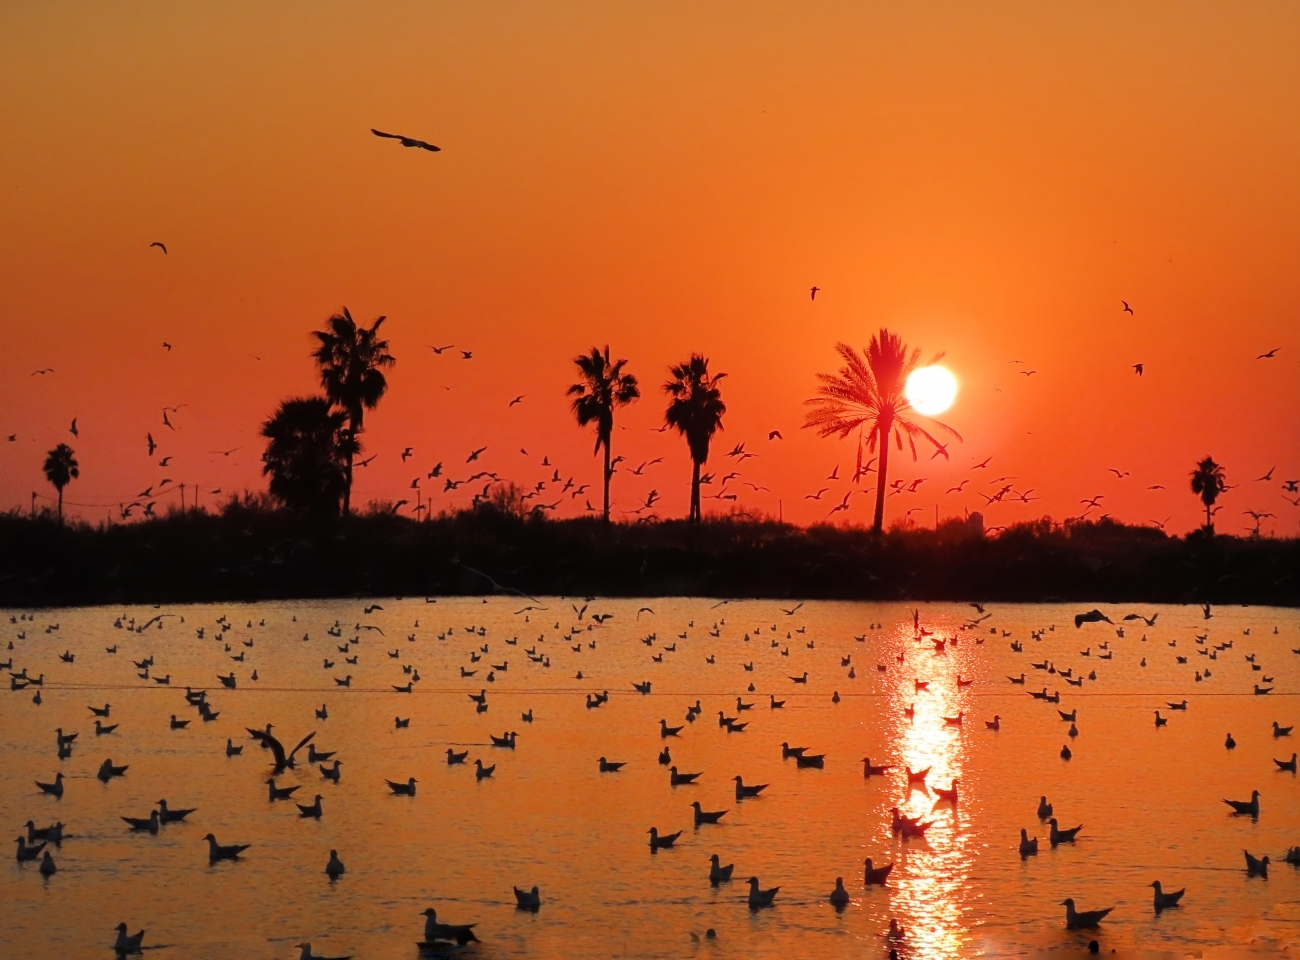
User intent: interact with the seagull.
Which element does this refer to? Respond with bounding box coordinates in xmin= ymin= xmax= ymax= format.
xmin=1049 ymin=818 xmax=1082 ymax=845
xmin=266 ymin=778 xmax=300 ymax=802
xmin=114 ymin=923 xmax=146 ymax=955
xmin=691 ymin=801 xmax=727 ymax=825
xmin=1121 ymin=300 xmax=1134 ymax=314
xmin=157 ymin=799 xmax=195 ymax=823
xmin=121 ymin=810 xmax=160 ymax=834
xmin=864 ymin=858 xmax=894 ymax=884
xmin=1257 ymin=348 xmax=1280 ymax=359
xmin=733 ymin=776 xmax=766 ymax=799
xmin=709 ymin=853 xmax=734 ymax=884
xmin=203 ymin=833 xmax=250 ymax=862
xmin=1063 ymin=898 xmax=1113 ymax=929
xmin=1019 ymin=829 xmax=1038 ymax=856
xmin=747 ymin=876 xmax=779 ymax=909
xmin=1133 ymin=363 xmax=1143 ymax=375
xmin=326 ymin=850 xmax=345 ymax=880
xmin=421 ymin=908 xmax=479 ymax=945
xmin=296 ymin=944 xmax=352 ymax=960
xmin=246 ymin=727 xmax=315 ymax=773
xmin=648 ymin=826 xmax=681 ymax=851
xmin=371 ymin=128 xmax=440 ymax=151
xmin=513 ymin=886 xmax=541 ymax=911
xmin=15 ymin=837 xmax=47 ymax=861
xmin=1150 ymin=881 xmax=1184 ymax=911
xmin=69 ymin=418 xmax=78 ymax=437
xmin=1244 ymin=850 xmax=1270 ymax=877
xmin=1223 ymin=790 xmax=1260 ymax=816
xmin=149 ymin=242 xmax=167 ymax=255
xmin=474 ymin=759 xmax=494 ymax=780
xmin=296 ymin=794 xmax=324 ymax=818
xmin=1274 ymin=753 xmax=1297 ymax=773
xmin=386 ymin=777 xmax=417 ymax=796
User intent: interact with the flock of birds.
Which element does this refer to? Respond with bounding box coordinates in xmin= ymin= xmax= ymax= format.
xmin=5 ymin=599 xmax=1299 ymax=956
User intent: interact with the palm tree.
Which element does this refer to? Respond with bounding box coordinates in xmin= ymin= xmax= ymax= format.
xmin=42 ymin=443 xmax=79 ymax=523
xmin=261 ymin=397 xmax=354 ymax=517
xmin=311 ymin=308 xmax=395 ymax=515
xmin=1190 ymin=456 xmax=1227 ymax=533
xmin=568 ymin=346 xmax=640 ymax=522
xmin=663 ymin=354 xmax=727 ymax=522
xmin=803 ymin=329 xmax=961 ymax=536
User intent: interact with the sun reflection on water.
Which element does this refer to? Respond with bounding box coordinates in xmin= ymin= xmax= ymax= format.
xmin=885 ymin=619 xmax=973 ymax=959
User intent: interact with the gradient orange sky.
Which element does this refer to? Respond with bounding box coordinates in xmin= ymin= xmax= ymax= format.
xmin=2 ymin=3 xmax=1297 ymax=533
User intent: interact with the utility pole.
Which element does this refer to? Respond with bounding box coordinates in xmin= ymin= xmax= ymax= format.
xmin=31 ymin=492 xmax=36 ymax=517
xmin=181 ymin=483 xmax=186 ymax=511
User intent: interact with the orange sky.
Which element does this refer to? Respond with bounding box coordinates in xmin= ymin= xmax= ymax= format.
xmin=1 ymin=2 xmax=1297 ymax=534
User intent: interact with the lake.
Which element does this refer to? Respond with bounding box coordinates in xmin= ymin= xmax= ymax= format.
xmin=2 ymin=598 xmax=1298 ymax=958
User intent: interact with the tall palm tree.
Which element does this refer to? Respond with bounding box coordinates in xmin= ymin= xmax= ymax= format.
xmin=311 ymin=308 xmax=395 ymax=515
xmin=568 ymin=346 xmax=639 ymax=522
xmin=803 ymin=329 xmax=961 ymax=536
xmin=1190 ymin=456 xmax=1226 ymax=533
xmin=43 ymin=443 xmax=79 ymax=523
xmin=663 ymin=354 xmax=726 ymax=522
xmin=261 ymin=397 xmax=353 ymax=517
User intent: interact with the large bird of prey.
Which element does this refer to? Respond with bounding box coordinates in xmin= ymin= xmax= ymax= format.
xmin=371 ymin=128 xmax=441 ymax=152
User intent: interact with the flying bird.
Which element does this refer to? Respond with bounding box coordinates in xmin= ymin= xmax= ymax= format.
xmin=461 ymin=351 xmax=473 ymax=360
xmin=805 ymin=488 xmax=828 ymax=500
xmin=1257 ymin=348 xmax=1280 ymax=359
xmin=371 ymin=128 xmax=440 ymax=152
xmin=810 ymin=286 xmax=819 ymax=300
xmin=428 ymin=344 xmax=454 ymax=354
xmin=768 ymin=430 xmax=783 ymax=440
xmin=509 ymin=396 xmax=524 ymax=407
xmin=150 ymin=242 xmax=167 ymax=255
xmin=401 ymin=447 xmax=414 ymax=462
xmin=1132 ymin=364 xmax=1143 ymax=376
xmin=69 ymin=418 xmax=78 ymax=437
xmin=467 ymin=447 xmax=487 ymax=462
xmin=211 ymin=447 xmax=240 ymax=457
xmin=162 ymin=342 xmax=171 ymax=351
xmin=31 ymin=368 xmax=53 ymax=376
xmin=146 ymin=434 xmax=157 ymax=456
xmin=1256 ymin=467 xmax=1275 ymax=482
xmin=1122 ymin=300 xmax=1134 ymax=314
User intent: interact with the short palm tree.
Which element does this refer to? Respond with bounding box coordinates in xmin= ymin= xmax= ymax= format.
xmin=803 ymin=329 xmax=960 ymax=535
xmin=663 ymin=355 xmax=726 ymax=522
xmin=1190 ymin=456 xmax=1226 ymax=533
xmin=261 ymin=397 xmax=353 ymax=517
xmin=311 ymin=308 xmax=395 ymax=515
xmin=43 ymin=443 xmax=79 ymax=523
xmin=568 ymin=346 xmax=639 ymax=522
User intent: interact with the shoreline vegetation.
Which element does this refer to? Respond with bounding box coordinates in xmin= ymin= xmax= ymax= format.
xmin=2 ymin=499 xmax=1296 ymax=608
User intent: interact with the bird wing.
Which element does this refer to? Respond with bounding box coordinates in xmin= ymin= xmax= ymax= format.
xmin=371 ymin=128 xmax=402 ymax=139
xmin=287 ymin=731 xmax=316 ymax=761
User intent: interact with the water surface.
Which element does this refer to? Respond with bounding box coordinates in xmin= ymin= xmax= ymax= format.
xmin=2 ymin=599 xmax=1298 ymax=958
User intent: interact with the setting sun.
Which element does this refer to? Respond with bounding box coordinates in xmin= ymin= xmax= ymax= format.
xmin=905 ymin=365 xmax=958 ymax=416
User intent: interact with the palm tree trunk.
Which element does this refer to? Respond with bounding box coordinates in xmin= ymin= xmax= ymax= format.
xmin=57 ymin=487 xmax=63 ymax=525
xmin=872 ymin=423 xmax=891 ymax=536
xmin=690 ymin=459 xmax=701 ymax=522
xmin=1205 ymin=500 xmax=1213 ymax=533
xmin=602 ymin=440 xmax=611 ymax=523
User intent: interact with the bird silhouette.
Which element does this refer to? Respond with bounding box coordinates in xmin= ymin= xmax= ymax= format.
xmin=371 ymin=128 xmax=440 ymax=151
xmin=149 ymin=242 xmax=167 ymax=255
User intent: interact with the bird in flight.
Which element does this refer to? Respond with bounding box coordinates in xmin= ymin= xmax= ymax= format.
xmin=467 ymin=447 xmax=487 ymax=463
xmin=1132 ymin=364 xmax=1143 ymax=376
xmin=1256 ymin=467 xmax=1275 ymax=482
xmin=69 ymin=418 xmax=78 ymax=437
xmin=401 ymin=447 xmax=414 ymax=462
xmin=211 ymin=447 xmax=240 ymax=457
xmin=1021 ymin=370 xmax=1037 ymax=376
xmin=31 ymin=368 xmax=52 ymax=376
xmin=150 ymin=242 xmax=167 ymax=255
xmin=947 ymin=479 xmax=969 ymax=494
xmin=1149 ymin=517 xmax=1171 ymax=530
xmin=371 ymin=128 xmax=440 ymax=152
xmin=461 ymin=351 xmax=473 ymax=360
xmin=810 ymin=286 xmax=819 ymax=300
xmin=427 ymin=462 xmax=443 ymax=478
xmin=1148 ymin=484 xmax=1165 ymax=490
xmin=509 ymin=396 xmax=524 ymax=407
xmin=162 ymin=342 xmax=172 ymax=351
xmin=146 ymin=433 xmax=157 ymax=456
xmin=827 ymin=465 xmax=839 ymax=481
xmin=1080 ymin=495 xmax=1105 ymax=510
xmin=356 ymin=454 xmax=378 ymax=468
xmin=725 ymin=442 xmax=747 ymax=458
xmin=1257 ymin=348 xmax=1280 ymax=359
xmin=1121 ymin=300 xmax=1134 ymax=314
xmin=828 ymin=492 xmax=852 ymax=516
xmin=768 ymin=430 xmax=783 ymax=440
xmin=162 ymin=410 xmax=174 ymax=430
xmin=805 ymin=488 xmax=828 ymax=500
xmin=1283 ymin=480 xmax=1299 ymax=493
xmin=428 ymin=345 xmax=454 ymax=354
xmin=930 ymin=443 xmax=949 ymax=460
xmin=972 ymin=456 xmax=992 ymax=469
xmin=6 ymin=435 xmax=14 ymax=442
xmin=1108 ymin=469 xmax=1130 ymax=479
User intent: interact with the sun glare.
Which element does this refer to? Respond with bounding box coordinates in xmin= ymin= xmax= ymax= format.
xmin=905 ymin=365 xmax=958 ymax=416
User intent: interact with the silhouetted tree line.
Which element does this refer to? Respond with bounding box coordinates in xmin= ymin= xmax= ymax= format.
xmin=1 ymin=504 xmax=1295 ymax=608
